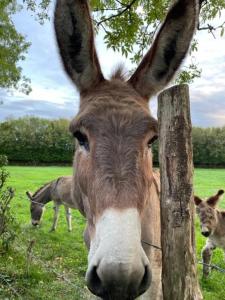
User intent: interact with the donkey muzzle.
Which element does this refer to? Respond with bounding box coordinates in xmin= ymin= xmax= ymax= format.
xmin=86 ymin=208 xmax=151 ymax=299
xmin=86 ymin=258 xmax=151 ymax=299
xmin=31 ymin=220 xmax=40 ymax=226
xmin=201 ymin=226 xmax=211 ymax=237
xmin=201 ymin=231 xmax=210 ymax=237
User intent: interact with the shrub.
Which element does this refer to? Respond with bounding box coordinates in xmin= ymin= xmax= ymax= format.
xmin=0 ymin=155 xmax=18 ymax=252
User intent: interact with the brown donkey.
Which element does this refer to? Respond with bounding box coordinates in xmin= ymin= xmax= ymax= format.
xmin=54 ymin=0 xmax=199 ymax=299
xmin=26 ymin=176 xmax=77 ymax=232
xmin=194 ymin=190 xmax=225 ymax=277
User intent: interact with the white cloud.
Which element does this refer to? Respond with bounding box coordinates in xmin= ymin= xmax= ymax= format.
xmin=18 ymin=84 xmax=77 ymax=105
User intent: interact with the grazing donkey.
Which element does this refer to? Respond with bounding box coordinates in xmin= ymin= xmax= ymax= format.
xmin=194 ymin=190 xmax=225 ymax=277
xmin=54 ymin=0 xmax=199 ymax=298
xmin=26 ymin=176 xmax=77 ymax=232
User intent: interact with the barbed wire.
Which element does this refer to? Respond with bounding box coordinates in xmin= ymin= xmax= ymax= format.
xmin=198 ymin=261 xmax=225 ymax=273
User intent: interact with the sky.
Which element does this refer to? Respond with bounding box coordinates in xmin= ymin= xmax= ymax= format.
xmin=0 ymin=4 xmax=225 ymax=128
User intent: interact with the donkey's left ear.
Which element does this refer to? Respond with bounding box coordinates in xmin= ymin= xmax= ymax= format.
xmin=207 ymin=190 xmax=224 ymax=208
xmin=54 ymin=0 xmax=104 ymax=94
xmin=129 ymin=0 xmax=199 ymax=100
xmin=26 ymin=191 xmax=33 ymax=201
xmin=194 ymin=196 xmax=202 ymax=206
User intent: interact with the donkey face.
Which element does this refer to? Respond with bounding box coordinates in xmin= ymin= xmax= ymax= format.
xmin=26 ymin=191 xmax=44 ymax=226
xmin=71 ymin=87 xmax=157 ymax=298
xmin=54 ymin=0 xmax=199 ymax=298
xmin=194 ymin=190 xmax=224 ymax=237
xmin=30 ymin=203 xmax=44 ymax=226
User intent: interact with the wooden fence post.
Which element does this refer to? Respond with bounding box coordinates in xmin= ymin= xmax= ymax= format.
xmin=158 ymin=84 xmax=202 ymax=300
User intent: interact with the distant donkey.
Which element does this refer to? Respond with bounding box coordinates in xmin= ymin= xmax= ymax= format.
xmin=26 ymin=176 xmax=77 ymax=232
xmin=194 ymin=190 xmax=225 ymax=277
xmin=54 ymin=0 xmax=199 ymax=298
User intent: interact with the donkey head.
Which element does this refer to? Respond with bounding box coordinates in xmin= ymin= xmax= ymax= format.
xmin=26 ymin=191 xmax=44 ymax=226
xmin=194 ymin=190 xmax=225 ymax=237
xmin=54 ymin=0 xmax=199 ymax=298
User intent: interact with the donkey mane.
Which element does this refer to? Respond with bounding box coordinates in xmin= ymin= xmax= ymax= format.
xmin=32 ymin=181 xmax=53 ymax=198
xmin=110 ymin=65 xmax=128 ymax=81
xmin=32 ymin=177 xmax=62 ymax=198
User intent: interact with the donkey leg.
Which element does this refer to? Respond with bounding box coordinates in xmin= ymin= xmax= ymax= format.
xmin=202 ymin=239 xmax=216 ymax=278
xmin=65 ymin=206 xmax=72 ymax=232
xmin=50 ymin=204 xmax=60 ymax=232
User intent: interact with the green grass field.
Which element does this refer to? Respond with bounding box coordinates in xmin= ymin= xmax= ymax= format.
xmin=1 ymin=166 xmax=225 ymax=299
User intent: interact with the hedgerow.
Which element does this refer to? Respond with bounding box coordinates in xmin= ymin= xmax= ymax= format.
xmin=0 ymin=117 xmax=224 ymax=166
xmin=0 ymin=117 xmax=74 ymax=164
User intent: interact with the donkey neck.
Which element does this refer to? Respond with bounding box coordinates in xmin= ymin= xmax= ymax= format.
xmin=32 ymin=183 xmax=53 ymax=206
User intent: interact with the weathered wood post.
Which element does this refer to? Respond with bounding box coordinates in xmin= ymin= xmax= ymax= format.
xmin=158 ymin=84 xmax=202 ymax=300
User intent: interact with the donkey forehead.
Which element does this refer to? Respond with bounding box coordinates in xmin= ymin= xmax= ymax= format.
xmin=199 ymin=204 xmax=214 ymax=215
xmin=31 ymin=202 xmax=42 ymax=209
xmin=82 ymin=79 xmax=146 ymax=104
xmin=71 ymin=104 xmax=158 ymax=138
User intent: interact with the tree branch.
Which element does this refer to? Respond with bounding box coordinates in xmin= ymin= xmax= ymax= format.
xmin=96 ymin=0 xmax=138 ymax=27
xmin=93 ymin=18 xmax=110 ymax=35
xmin=198 ymin=21 xmax=225 ymax=38
xmin=199 ymin=0 xmax=208 ymax=10
xmin=115 ymin=0 xmax=129 ymax=7
xmin=93 ymin=7 xmax=120 ymax=12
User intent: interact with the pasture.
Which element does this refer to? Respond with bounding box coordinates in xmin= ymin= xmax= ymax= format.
xmin=0 ymin=166 xmax=225 ymax=299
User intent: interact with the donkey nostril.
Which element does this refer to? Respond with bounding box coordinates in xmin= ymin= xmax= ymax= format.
xmin=90 ymin=266 xmax=101 ymax=288
xmin=202 ymin=231 xmax=210 ymax=237
xmin=86 ymin=266 xmax=104 ymax=297
xmin=138 ymin=265 xmax=152 ymax=296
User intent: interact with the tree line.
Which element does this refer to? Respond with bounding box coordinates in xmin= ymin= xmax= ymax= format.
xmin=0 ymin=117 xmax=224 ymax=166
xmin=0 ymin=117 xmax=74 ymax=164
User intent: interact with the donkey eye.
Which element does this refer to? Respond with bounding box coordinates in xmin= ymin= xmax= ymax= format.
xmin=73 ymin=131 xmax=89 ymax=151
xmin=147 ymin=135 xmax=158 ymax=148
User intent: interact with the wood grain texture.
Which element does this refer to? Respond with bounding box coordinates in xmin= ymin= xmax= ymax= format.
xmin=158 ymin=85 xmax=202 ymax=300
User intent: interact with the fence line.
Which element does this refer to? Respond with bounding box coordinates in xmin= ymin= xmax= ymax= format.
xmin=198 ymin=261 xmax=225 ymax=274
xmin=1 ymin=240 xmax=225 ymax=300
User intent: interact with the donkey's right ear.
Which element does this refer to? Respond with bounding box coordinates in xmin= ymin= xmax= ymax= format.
xmin=26 ymin=191 xmax=33 ymax=201
xmin=194 ymin=196 xmax=202 ymax=206
xmin=207 ymin=189 xmax=224 ymax=208
xmin=54 ymin=0 xmax=104 ymax=94
xmin=129 ymin=0 xmax=199 ymax=100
